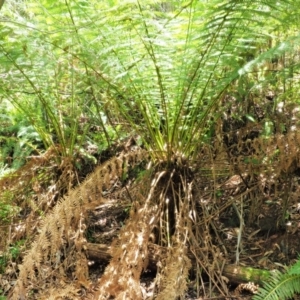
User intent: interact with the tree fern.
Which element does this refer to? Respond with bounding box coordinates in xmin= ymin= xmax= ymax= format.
xmin=1 ymin=0 xmax=299 ymax=163
xmin=253 ymin=259 xmax=300 ymax=300
xmin=85 ymin=0 xmax=298 ymax=163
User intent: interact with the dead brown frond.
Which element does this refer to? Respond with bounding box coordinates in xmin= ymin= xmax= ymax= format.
xmin=0 ymin=145 xmax=77 ymax=254
xmin=155 ymin=244 xmax=191 ymax=300
xmin=93 ymin=205 xmax=153 ymax=300
xmin=91 ymin=169 xmax=164 ymax=300
xmin=9 ymin=148 xmax=147 ymax=299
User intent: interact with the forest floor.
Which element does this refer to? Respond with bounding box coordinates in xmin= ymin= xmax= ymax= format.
xmin=83 ymin=167 xmax=300 ymax=299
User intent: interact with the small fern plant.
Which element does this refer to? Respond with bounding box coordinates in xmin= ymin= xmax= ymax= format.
xmin=253 ymin=258 xmax=300 ymax=300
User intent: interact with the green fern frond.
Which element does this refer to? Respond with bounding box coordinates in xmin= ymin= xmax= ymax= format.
xmin=253 ymin=262 xmax=300 ymax=300
xmin=288 ymin=258 xmax=300 ymax=275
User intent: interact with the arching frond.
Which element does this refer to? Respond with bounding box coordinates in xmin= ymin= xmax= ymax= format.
xmin=253 ymin=259 xmax=300 ymax=300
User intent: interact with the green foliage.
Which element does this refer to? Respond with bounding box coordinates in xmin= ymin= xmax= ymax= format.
xmin=0 ymin=202 xmax=20 ymax=224
xmin=0 ymin=104 xmax=42 ymax=170
xmin=0 ymin=255 xmax=7 ymax=274
xmin=253 ymin=259 xmax=300 ymax=300
xmin=1 ymin=0 xmax=300 ymax=168
xmin=0 ymin=240 xmax=24 ymax=275
xmin=0 ymin=0 xmax=118 ymax=165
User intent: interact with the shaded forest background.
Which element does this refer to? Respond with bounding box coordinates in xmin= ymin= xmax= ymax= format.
xmin=1 ymin=0 xmax=300 ymax=299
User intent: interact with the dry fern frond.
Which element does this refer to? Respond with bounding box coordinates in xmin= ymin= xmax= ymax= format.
xmin=36 ymin=283 xmax=81 ymax=300
xmin=92 ymin=169 xmax=163 ymax=300
xmin=94 ymin=205 xmax=153 ymax=300
xmin=10 ymin=148 xmax=147 ymax=299
xmin=156 ymin=244 xmax=191 ymax=300
xmin=0 ymin=146 xmax=78 ymax=256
